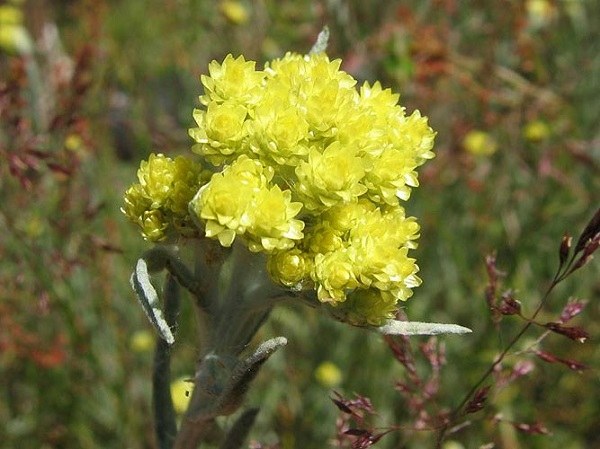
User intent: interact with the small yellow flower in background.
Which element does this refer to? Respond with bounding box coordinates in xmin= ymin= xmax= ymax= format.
xmin=130 ymin=330 xmax=154 ymax=353
xmin=170 ymin=376 xmax=194 ymax=414
xmin=0 ymin=4 xmax=32 ymax=55
xmin=0 ymin=5 xmax=22 ymax=25
xmin=220 ymin=1 xmax=250 ymax=25
xmin=65 ymin=134 xmax=83 ymax=152
xmin=14 ymin=214 xmax=44 ymax=238
xmin=523 ymin=120 xmax=550 ymax=142
xmin=64 ymin=133 xmax=89 ymax=158
xmin=526 ymin=0 xmax=557 ymax=29
xmin=315 ymin=361 xmax=342 ymax=388
xmin=462 ymin=130 xmax=497 ymax=157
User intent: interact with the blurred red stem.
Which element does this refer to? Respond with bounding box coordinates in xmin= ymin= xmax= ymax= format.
xmin=434 ymin=269 xmax=563 ymax=448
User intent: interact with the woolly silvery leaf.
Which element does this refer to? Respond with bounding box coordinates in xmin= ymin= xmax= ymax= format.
xmin=239 ymin=337 xmax=288 ymax=371
xmin=228 ymin=337 xmax=288 ymax=394
xmin=309 ymin=26 xmax=330 ymax=55
xmin=378 ymin=320 xmax=472 ymax=336
xmin=215 ymin=337 xmax=288 ymax=416
xmin=130 ymin=258 xmax=175 ymax=344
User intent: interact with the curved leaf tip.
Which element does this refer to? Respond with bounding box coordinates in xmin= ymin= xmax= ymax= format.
xmin=131 ymin=258 xmax=176 ymax=345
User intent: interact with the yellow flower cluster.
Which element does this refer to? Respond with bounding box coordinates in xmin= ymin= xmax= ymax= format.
xmin=270 ymin=200 xmax=422 ymax=325
xmin=189 ymin=155 xmax=304 ymax=252
xmin=124 ymin=52 xmax=436 ymax=325
xmin=122 ymin=154 xmax=206 ymax=241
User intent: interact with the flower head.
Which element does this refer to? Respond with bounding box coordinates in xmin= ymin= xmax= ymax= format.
xmin=200 ymin=54 xmax=265 ymax=107
xmin=523 ymin=120 xmax=550 ymax=142
xmin=189 ymin=155 xmax=303 ymax=251
xmin=124 ymin=51 xmax=436 ymax=325
xmin=315 ymin=361 xmax=343 ymax=387
xmin=463 ymin=130 xmax=497 ymax=157
xmin=130 ymin=330 xmax=155 ymax=353
xmin=335 ymin=289 xmax=400 ymax=326
xmin=295 ymin=142 xmax=368 ymax=211
xmin=122 ymin=154 xmax=205 ymax=241
xmin=170 ymin=376 xmax=194 ymax=414
xmin=219 ymin=1 xmax=250 ymax=25
xmin=267 ymin=249 xmax=311 ymax=288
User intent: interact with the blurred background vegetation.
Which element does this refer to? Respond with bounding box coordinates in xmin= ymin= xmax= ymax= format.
xmin=0 ymin=0 xmax=598 ymax=448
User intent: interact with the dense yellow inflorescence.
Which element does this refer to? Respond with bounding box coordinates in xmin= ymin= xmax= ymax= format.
xmin=122 ymin=154 xmax=207 ymax=241
xmin=123 ymin=52 xmax=436 ymax=325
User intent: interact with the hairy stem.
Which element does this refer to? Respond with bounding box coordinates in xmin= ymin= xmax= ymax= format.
xmin=153 ymin=274 xmax=180 ymax=449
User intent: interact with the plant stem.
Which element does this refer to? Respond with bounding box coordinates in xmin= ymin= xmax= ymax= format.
xmin=153 ymin=274 xmax=180 ymax=449
xmin=171 ymin=241 xmax=283 ymax=448
xmin=434 ymin=270 xmax=562 ymax=448
xmin=173 ymin=417 xmax=219 ymax=449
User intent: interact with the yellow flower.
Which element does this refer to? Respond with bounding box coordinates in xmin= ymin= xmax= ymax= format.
xmin=139 ymin=209 xmax=169 ymax=242
xmin=313 ymin=250 xmax=359 ymax=303
xmin=462 ymin=130 xmax=497 ymax=156
xmin=220 ymin=1 xmax=250 ymax=25
xmin=364 ymin=147 xmax=416 ymax=204
xmin=267 ymin=249 xmax=310 ymax=288
xmin=200 ymin=54 xmax=265 ymax=106
xmin=0 ymin=5 xmax=32 ymax=54
xmin=245 ymin=185 xmax=304 ymax=252
xmin=191 ymin=164 xmax=258 ymax=247
xmin=350 ymin=207 xmax=419 ymax=250
xmin=526 ymin=0 xmax=557 ymax=29
xmin=125 ymin=51 xmax=437 ymax=325
xmin=323 ymin=200 xmax=377 ymax=234
xmin=0 ymin=5 xmax=23 ymax=25
xmin=248 ymin=99 xmax=310 ymax=166
xmin=64 ymin=134 xmax=88 ymax=158
xmin=130 ymin=330 xmax=154 ymax=353
xmin=170 ymin=376 xmax=194 ymax=415
xmin=138 ymin=155 xmax=177 ymax=206
xmin=338 ymin=207 xmax=421 ymax=298
xmin=122 ymin=153 xmax=204 ymax=241
xmin=314 ymin=361 xmax=342 ymax=387
xmin=303 ymin=222 xmax=344 ymax=255
xmin=191 ymin=155 xmax=304 ymax=251
xmin=334 ymin=289 xmax=399 ymax=326
xmin=190 ymin=102 xmax=249 ymax=167
xmin=442 ymin=442 xmax=465 ymax=449
xmin=523 ymin=120 xmax=550 ymax=142
xmin=15 ymin=214 xmax=44 ymax=238
xmin=353 ymin=243 xmax=421 ymax=297
xmin=295 ymin=142 xmax=367 ymax=211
